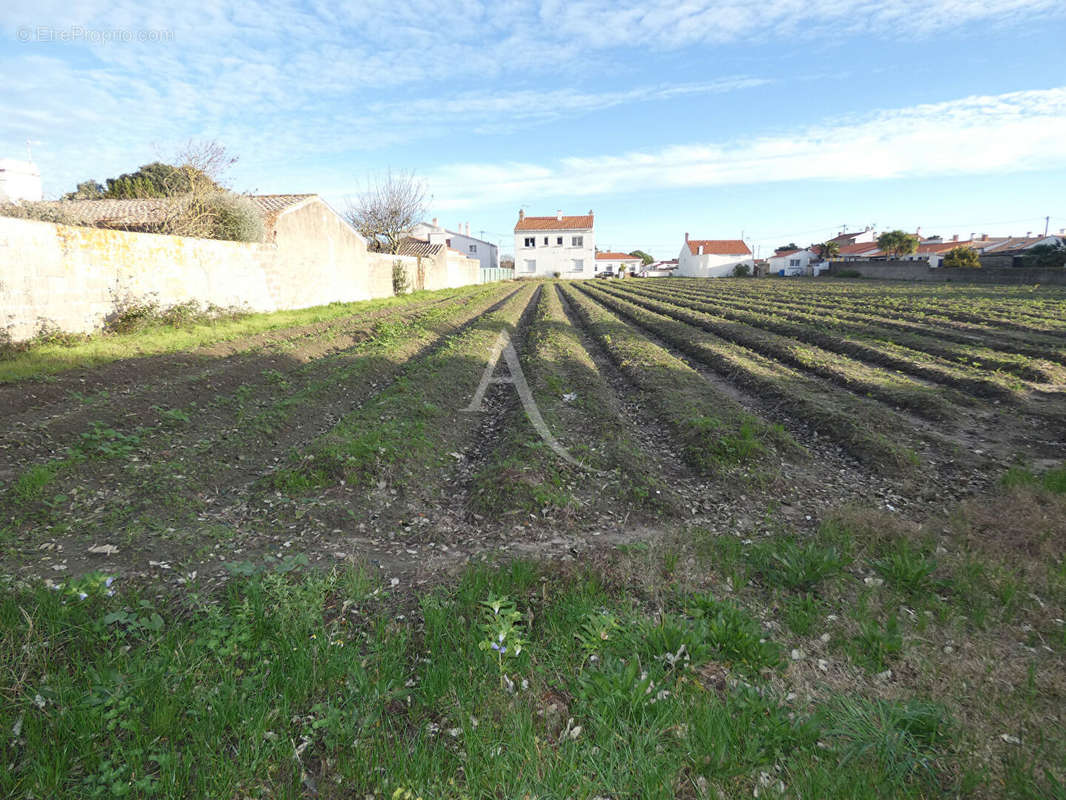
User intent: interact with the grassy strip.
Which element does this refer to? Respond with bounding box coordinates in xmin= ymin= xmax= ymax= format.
xmin=1 ymin=557 xmax=971 ymax=799
xmin=272 ymin=284 xmax=538 ymax=492
xmin=470 ymin=282 xmax=677 ymax=518
xmin=0 ymin=285 xmax=487 ymax=383
xmin=627 ymin=280 xmax=1024 ymax=398
xmin=655 ymin=281 xmax=1055 ymax=384
xmin=578 ymin=283 xmax=924 ymax=473
xmin=558 ymin=283 xmax=795 ymax=474
xmin=601 ymin=282 xmax=956 ymax=420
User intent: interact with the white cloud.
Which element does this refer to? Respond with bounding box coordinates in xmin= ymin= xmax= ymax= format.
xmin=425 ymin=87 xmax=1066 ymax=208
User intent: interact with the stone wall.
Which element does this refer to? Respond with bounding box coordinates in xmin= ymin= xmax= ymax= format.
xmin=0 ymin=206 xmax=478 ymax=342
xmin=826 ymin=260 xmax=1066 ymax=285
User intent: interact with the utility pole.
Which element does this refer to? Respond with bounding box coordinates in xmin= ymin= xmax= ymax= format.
xmin=1045 ymin=216 xmax=1050 ymax=237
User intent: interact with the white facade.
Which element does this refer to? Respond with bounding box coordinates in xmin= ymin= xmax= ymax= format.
xmin=513 ymin=211 xmax=595 ymax=278
xmin=411 ymin=219 xmax=498 ymax=270
xmin=0 ymin=159 xmax=42 ymax=203
xmin=768 ymin=248 xmax=825 ymax=276
xmin=676 ymin=236 xmax=753 ymax=277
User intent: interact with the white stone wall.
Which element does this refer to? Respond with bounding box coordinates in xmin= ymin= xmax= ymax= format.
xmin=676 ymin=246 xmax=754 ymax=277
xmin=0 ymin=211 xmax=478 ymax=343
xmin=513 ymin=228 xmax=595 ymax=278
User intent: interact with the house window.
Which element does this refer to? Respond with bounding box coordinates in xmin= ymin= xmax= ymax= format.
xmin=571 ymin=236 xmax=583 ymax=247
xmin=524 ymin=259 xmax=536 ymax=273
xmin=523 ymin=237 xmax=535 ymax=248
xmin=556 ymin=236 xmax=563 ymax=246
xmin=790 ymin=259 xmax=800 ymax=266
xmin=572 ymin=259 xmax=584 ymax=272
xmin=469 ymin=244 xmax=477 ymax=253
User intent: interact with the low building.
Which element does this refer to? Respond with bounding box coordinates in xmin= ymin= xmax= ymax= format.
xmin=595 ymin=251 xmax=643 ymax=275
xmin=676 ymin=234 xmax=753 ymax=277
xmin=641 ymin=259 xmax=678 ymax=277
xmin=513 ymin=209 xmax=595 ymax=278
xmin=0 ymin=159 xmax=43 ymax=203
xmin=410 ymin=218 xmax=499 ymax=270
xmin=768 ymin=248 xmax=825 ymax=276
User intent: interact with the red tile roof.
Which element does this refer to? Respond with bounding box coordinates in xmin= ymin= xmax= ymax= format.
xmin=595 ymin=251 xmax=642 ymax=260
xmin=837 ymin=242 xmax=881 ymax=255
xmin=687 ymin=239 xmax=751 ymax=256
xmin=770 ymin=249 xmax=800 ymax=260
xmin=514 ymin=213 xmax=594 ymax=231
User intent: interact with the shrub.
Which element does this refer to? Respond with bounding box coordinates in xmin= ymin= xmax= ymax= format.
xmin=942 ymin=246 xmax=980 ymax=269
xmin=834 ymin=269 xmax=862 ymax=278
xmin=0 ymin=201 xmax=88 ymax=227
xmin=198 ymin=192 xmax=263 ymax=242
xmin=391 ymin=260 xmax=410 ymax=295
xmin=731 ymin=263 xmax=751 ymax=277
xmin=1023 ymin=242 xmax=1066 ymax=269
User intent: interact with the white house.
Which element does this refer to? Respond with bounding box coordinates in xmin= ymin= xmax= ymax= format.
xmin=0 ymin=159 xmax=42 ymax=203
xmin=513 ymin=210 xmax=595 ymax=278
xmin=768 ymin=248 xmax=826 ymax=276
xmin=595 ymin=251 xmax=643 ymax=275
xmin=676 ymin=234 xmax=753 ymax=277
xmin=410 ymin=218 xmax=499 ymax=270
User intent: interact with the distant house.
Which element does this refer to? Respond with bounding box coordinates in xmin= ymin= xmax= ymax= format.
xmin=410 ymin=218 xmax=499 ymax=270
xmin=826 ymin=228 xmax=877 ymax=247
xmin=513 ymin=209 xmax=595 ymax=278
xmin=676 ymin=234 xmax=753 ymax=277
xmin=642 ymin=259 xmax=678 ymax=277
xmin=595 ymin=251 xmax=643 ymax=275
xmin=768 ymin=248 xmax=826 ymax=276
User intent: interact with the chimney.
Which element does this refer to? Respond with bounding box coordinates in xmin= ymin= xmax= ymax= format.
xmin=432 ymin=217 xmax=438 ymax=227
xmin=556 ymin=210 xmax=562 ymax=221
xmin=981 ymin=233 xmax=988 ymax=241
xmin=969 ymin=232 xmax=975 ymax=240
xmin=588 ymin=209 xmax=593 ymax=216
xmin=466 ymin=222 xmax=470 ymax=236
xmin=1026 ymin=231 xmax=1032 ymax=238
xmin=952 ymin=234 xmax=958 ymax=242
xmin=518 ymin=209 xmax=524 ymax=221
xmin=698 ymin=245 xmax=704 ymax=255
xmin=685 ymin=232 xmax=689 ymax=242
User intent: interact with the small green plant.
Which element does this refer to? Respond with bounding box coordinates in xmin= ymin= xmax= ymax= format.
xmin=77 ymin=422 xmax=142 ymax=459
xmin=575 ymin=610 xmax=620 ymax=663
xmin=687 ymin=594 xmax=783 ymax=673
xmin=749 ymin=537 xmax=848 ymax=592
xmin=153 ymin=405 xmax=191 ymax=425
xmin=849 ymin=614 xmax=903 ymax=671
xmin=782 ymin=592 xmax=823 ymax=635
xmin=873 ymin=541 xmax=938 ymax=595
xmin=478 ymin=594 xmax=528 ymax=685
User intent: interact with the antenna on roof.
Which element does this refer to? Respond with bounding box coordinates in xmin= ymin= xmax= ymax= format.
xmin=25 ymin=139 xmax=41 ymax=161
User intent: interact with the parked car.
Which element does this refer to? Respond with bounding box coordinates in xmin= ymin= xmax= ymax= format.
xmin=594 ymin=270 xmax=616 ymax=279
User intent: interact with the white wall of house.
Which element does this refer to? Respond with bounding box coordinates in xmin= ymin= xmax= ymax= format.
xmin=412 ymin=221 xmax=498 ymax=269
xmin=676 ymin=245 xmax=753 ymax=277
xmin=0 ymin=159 xmax=42 ymax=203
xmin=514 ymin=227 xmax=595 ymax=278
xmin=768 ymin=249 xmax=823 ymax=275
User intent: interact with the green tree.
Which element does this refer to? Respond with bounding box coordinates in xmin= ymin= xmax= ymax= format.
xmin=732 ymin=262 xmax=751 ymax=277
xmin=942 ymin=246 xmax=980 ymax=269
xmin=103 ymin=162 xmax=216 ymax=198
xmin=774 ymin=242 xmax=799 ymax=253
xmin=63 ymin=180 xmax=105 ymax=200
xmin=629 ymin=250 xmax=654 ymax=265
xmin=1023 ymin=242 xmax=1066 ymax=269
xmin=819 ymin=240 xmax=841 ymax=259
xmin=877 ymin=230 xmax=920 ymax=258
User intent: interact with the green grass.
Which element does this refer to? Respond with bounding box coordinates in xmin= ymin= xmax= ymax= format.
xmin=1002 ymin=465 xmax=1066 ymax=494
xmin=1 ymin=560 xmax=963 ymax=799
xmin=0 ymin=286 xmax=475 ymax=383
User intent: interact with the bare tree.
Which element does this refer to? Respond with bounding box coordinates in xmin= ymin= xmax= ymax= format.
xmin=345 ymin=170 xmax=426 ymax=254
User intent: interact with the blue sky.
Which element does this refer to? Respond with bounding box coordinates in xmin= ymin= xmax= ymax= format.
xmin=2 ymin=0 xmax=1065 ymax=259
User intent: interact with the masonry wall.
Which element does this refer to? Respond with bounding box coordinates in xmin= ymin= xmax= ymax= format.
xmin=826 ymin=260 xmax=1066 ymax=285
xmin=0 ymin=208 xmax=473 ymax=343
